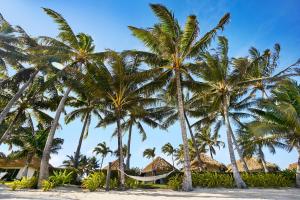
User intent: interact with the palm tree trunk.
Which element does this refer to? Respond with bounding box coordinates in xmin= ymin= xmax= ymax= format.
xmin=38 ymin=87 xmax=72 ymax=188
xmin=74 ymin=114 xmax=89 ymax=169
xmin=171 ymin=153 xmax=175 ymax=168
xmin=0 ymin=70 xmax=38 ymax=125
xmin=0 ymin=109 xmax=23 ymax=145
xmin=117 ymin=113 xmax=125 ymax=189
xmin=175 ymin=69 xmax=193 ymax=191
xmin=231 ymin=132 xmax=249 ymax=172
xmin=258 ymin=147 xmax=268 ymax=173
xmin=184 ymin=112 xmax=203 ymax=171
xmin=223 ymin=95 xmax=247 ymax=188
xmin=100 ymin=156 xmax=104 ymax=170
xmin=126 ymin=124 xmax=132 ymax=170
xmin=22 ymin=153 xmax=34 ymax=177
xmin=295 ymin=144 xmax=300 ymax=188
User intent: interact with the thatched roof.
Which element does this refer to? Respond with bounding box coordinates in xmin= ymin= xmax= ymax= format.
xmin=0 ymin=157 xmax=41 ymax=169
xmin=227 ymin=157 xmax=279 ymax=172
xmin=142 ymin=156 xmax=175 ymax=173
xmin=191 ymin=154 xmax=227 ymax=172
xmin=288 ymin=162 xmax=297 ymax=170
xmin=103 ymin=159 xmax=124 ymax=171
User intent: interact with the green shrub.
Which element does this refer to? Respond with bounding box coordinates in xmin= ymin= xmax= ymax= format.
xmin=167 ymin=174 xmax=182 ymax=191
xmin=42 ymin=180 xmax=55 ymax=192
xmin=109 ymin=178 xmax=118 ymax=189
xmin=125 ymin=178 xmax=141 ymax=189
xmin=192 ymin=172 xmax=234 ymax=188
xmin=6 ymin=177 xmax=37 ymax=190
xmin=82 ymin=172 xmax=105 ymax=192
xmin=49 ymin=169 xmax=73 ymax=186
xmin=242 ymin=173 xmax=294 ymax=188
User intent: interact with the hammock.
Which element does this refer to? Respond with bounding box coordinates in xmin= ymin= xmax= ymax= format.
xmin=118 ymin=169 xmax=175 ymax=182
xmin=0 ymin=172 xmax=7 ymax=180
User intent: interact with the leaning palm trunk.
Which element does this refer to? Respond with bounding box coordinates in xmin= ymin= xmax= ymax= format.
xmin=22 ymin=153 xmax=34 ymax=177
xmin=223 ymin=95 xmax=247 ymax=188
xmin=117 ymin=114 xmax=125 ymax=189
xmin=38 ymin=87 xmax=72 ymax=188
xmin=74 ymin=114 xmax=89 ymax=169
xmin=0 ymin=70 xmax=38 ymax=125
xmin=296 ymin=145 xmax=300 ymax=188
xmin=184 ymin=112 xmax=203 ymax=171
xmin=231 ymin=132 xmax=249 ymax=172
xmin=258 ymin=148 xmax=269 ymax=173
xmin=0 ymin=109 xmax=23 ymax=145
xmin=175 ymin=70 xmax=193 ymax=191
xmin=126 ymin=124 xmax=132 ymax=170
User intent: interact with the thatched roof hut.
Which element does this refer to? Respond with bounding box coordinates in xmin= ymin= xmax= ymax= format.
xmin=0 ymin=157 xmax=41 ymax=169
xmin=288 ymin=162 xmax=297 ymax=170
xmin=142 ymin=156 xmax=175 ymax=174
xmin=190 ymin=154 xmax=227 ymax=172
xmin=103 ymin=159 xmax=124 ymax=171
xmin=227 ymin=157 xmax=279 ymax=172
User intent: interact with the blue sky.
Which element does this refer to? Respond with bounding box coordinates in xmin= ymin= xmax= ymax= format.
xmin=1 ymin=0 xmax=300 ymax=169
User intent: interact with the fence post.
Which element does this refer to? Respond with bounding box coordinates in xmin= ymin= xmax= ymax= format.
xmin=105 ymin=162 xmax=111 ymax=191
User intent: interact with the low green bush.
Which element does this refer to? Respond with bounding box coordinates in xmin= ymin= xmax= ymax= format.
xmin=192 ymin=172 xmax=234 ymax=188
xmin=109 ymin=178 xmax=118 ymax=190
xmin=42 ymin=180 xmax=55 ymax=191
xmin=6 ymin=177 xmax=37 ymax=190
xmin=82 ymin=172 xmax=106 ymax=192
xmin=125 ymin=178 xmax=141 ymax=189
xmin=167 ymin=174 xmax=182 ymax=191
xmin=242 ymin=173 xmax=294 ymax=188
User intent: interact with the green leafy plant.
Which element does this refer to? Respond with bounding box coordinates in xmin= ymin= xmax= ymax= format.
xmin=48 ymin=169 xmax=73 ymax=186
xmin=5 ymin=177 xmax=37 ymax=190
xmin=109 ymin=178 xmax=118 ymax=190
xmin=242 ymin=173 xmax=294 ymax=188
xmin=167 ymin=174 xmax=182 ymax=191
xmin=42 ymin=180 xmax=55 ymax=192
xmin=82 ymin=172 xmax=105 ymax=192
xmin=125 ymin=178 xmax=141 ymax=189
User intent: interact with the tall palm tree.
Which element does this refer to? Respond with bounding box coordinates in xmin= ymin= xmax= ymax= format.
xmin=65 ymin=93 xmax=103 ymax=169
xmin=86 ymin=51 xmax=155 ymax=189
xmin=193 ymin=36 xmax=248 ymax=188
xmin=161 ymin=143 xmax=176 ymax=167
xmin=129 ymin=4 xmax=230 ymax=191
xmin=247 ymin=80 xmax=300 ymax=186
xmin=93 ymin=142 xmax=112 ymax=169
xmin=38 ymin=8 xmax=102 ymax=186
xmin=196 ymin=126 xmax=225 ymax=159
xmin=7 ymin=126 xmax=63 ymax=177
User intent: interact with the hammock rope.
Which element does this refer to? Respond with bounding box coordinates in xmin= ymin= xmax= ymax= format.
xmin=117 ymin=169 xmax=176 ymax=182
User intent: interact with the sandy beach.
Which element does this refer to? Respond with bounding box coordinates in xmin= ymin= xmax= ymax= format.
xmin=0 ymin=185 xmax=299 ymax=200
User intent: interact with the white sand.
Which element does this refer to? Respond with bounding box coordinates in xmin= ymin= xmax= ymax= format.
xmin=0 ymin=185 xmax=299 ymax=200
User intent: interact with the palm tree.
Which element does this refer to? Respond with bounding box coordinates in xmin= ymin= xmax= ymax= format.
xmin=196 ymin=126 xmax=225 ymax=159
xmin=93 ymin=142 xmax=112 ymax=169
xmin=0 ymin=76 xmax=59 ymax=145
xmin=238 ymin=126 xmax=287 ymax=173
xmin=122 ymin=105 xmax=167 ymax=170
xmin=38 ymin=8 xmax=102 ymax=186
xmin=65 ymin=93 xmax=103 ymax=169
xmin=193 ymin=36 xmax=248 ymax=188
xmin=7 ymin=126 xmax=63 ymax=177
xmin=247 ymin=80 xmax=300 ymax=186
xmin=86 ymin=51 xmax=155 ymax=189
xmin=128 ymin=4 xmax=230 ymax=191
xmin=161 ymin=143 xmax=176 ymax=167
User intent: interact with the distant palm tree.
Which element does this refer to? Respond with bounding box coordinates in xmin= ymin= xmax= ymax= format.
xmin=129 ymin=4 xmax=230 ymax=191
xmin=93 ymin=142 xmax=112 ymax=169
xmin=161 ymin=143 xmax=176 ymax=167
xmin=143 ymin=147 xmax=156 ymax=180
xmin=7 ymin=127 xmax=63 ymax=177
xmin=65 ymin=94 xmax=103 ymax=169
xmin=196 ymin=126 xmax=225 ymax=159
